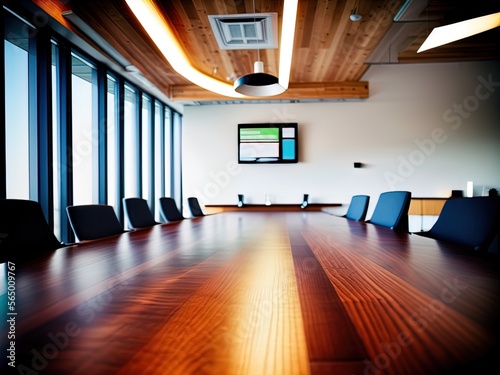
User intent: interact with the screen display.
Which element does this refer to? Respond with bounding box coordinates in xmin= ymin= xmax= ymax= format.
xmin=238 ymin=123 xmax=298 ymax=163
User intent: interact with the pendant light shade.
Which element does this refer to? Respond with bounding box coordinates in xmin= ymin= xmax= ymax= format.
xmin=234 ymin=61 xmax=286 ymax=96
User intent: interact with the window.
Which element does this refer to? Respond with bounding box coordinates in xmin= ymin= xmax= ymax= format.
xmin=164 ymin=107 xmax=172 ymax=198
xmin=141 ymin=94 xmax=152 ymax=203
xmin=51 ymin=41 xmax=61 ymax=239
xmin=172 ymin=111 xmax=182 ymax=207
xmin=2 ymin=7 xmax=182 ymax=239
xmin=124 ymin=84 xmax=139 ymax=197
xmin=154 ymin=100 xmax=164 ymax=221
xmin=71 ymin=52 xmax=98 ymax=205
xmin=107 ymin=75 xmax=119 ymax=212
xmin=4 ymin=14 xmax=31 ymax=199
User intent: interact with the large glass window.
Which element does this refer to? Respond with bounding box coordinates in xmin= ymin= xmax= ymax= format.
xmin=172 ymin=111 xmax=182 ymax=209
xmin=51 ymin=41 xmax=61 ymax=239
xmin=154 ymin=101 xmax=164 ymax=221
xmin=107 ymin=75 xmax=119 ymax=212
xmin=164 ymin=107 xmax=172 ymax=198
xmin=141 ymin=94 xmax=152 ymax=203
xmin=71 ymin=52 xmax=98 ymax=205
xmin=4 ymin=14 xmax=31 ymax=199
xmin=3 ymin=8 xmax=182 ymax=234
xmin=124 ymin=84 xmax=139 ymax=198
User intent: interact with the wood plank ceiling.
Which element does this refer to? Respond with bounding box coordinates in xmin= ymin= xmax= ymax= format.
xmin=32 ymin=0 xmax=500 ymax=104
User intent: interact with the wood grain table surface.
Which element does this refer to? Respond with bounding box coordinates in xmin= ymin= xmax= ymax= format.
xmin=1 ymin=212 xmax=499 ymax=375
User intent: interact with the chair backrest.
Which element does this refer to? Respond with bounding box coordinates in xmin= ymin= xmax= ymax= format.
xmin=66 ymin=204 xmax=124 ymax=241
xmin=159 ymin=197 xmax=184 ymax=222
xmin=345 ymin=195 xmax=370 ymax=221
xmin=123 ymin=198 xmax=158 ymax=229
xmin=425 ymin=196 xmax=500 ymax=251
xmin=0 ymin=199 xmax=63 ymax=261
xmin=188 ymin=197 xmax=205 ymax=217
xmin=368 ymin=191 xmax=412 ymax=232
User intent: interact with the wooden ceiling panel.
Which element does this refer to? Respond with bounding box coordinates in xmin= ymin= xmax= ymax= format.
xmin=31 ymin=0 xmax=500 ymax=103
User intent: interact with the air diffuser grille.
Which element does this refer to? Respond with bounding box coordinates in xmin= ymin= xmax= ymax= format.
xmin=208 ymin=13 xmax=278 ymax=50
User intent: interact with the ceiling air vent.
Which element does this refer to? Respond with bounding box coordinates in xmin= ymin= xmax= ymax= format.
xmin=208 ymin=13 xmax=278 ymax=50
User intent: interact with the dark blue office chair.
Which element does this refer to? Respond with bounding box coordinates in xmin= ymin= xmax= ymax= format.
xmin=0 ymin=199 xmax=66 ymax=262
xmin=187 ymin=197 xmax=205 ymax=217
xmin=67 ymin=204 xmax=124 ymax=241
xmin=159 ymin=197 xmax=184 ymax=222
xmin=415 ymin=197 xmax=500 ymax=252
xmin=344 ymin=195 xmax=370 ymax=221
xmin=123 ymin=197 xmax=159 ymax=229
xmin=366 ymin=191 xmax=412 ymax=232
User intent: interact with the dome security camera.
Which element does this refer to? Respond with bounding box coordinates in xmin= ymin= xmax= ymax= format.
xmin=350 ymin=7 xmax=362 ymax=22
xmin=350 ymin=13 xmax=362 ymax=22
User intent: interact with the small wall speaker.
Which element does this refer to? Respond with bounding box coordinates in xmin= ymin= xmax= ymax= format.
xmin=354 ymin=162 xmax=362 ymax=168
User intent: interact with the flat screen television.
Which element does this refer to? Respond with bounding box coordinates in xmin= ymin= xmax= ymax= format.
xmin=238 ymin=123 xmax=298 ymax=163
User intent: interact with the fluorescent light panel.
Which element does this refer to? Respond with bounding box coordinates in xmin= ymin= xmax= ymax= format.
xmin=418 ymin=12 xmax=500 ymax=53
xmin=125 ymin=0 xmax=298 ymax=98
xmin=279 ymin=0 xmax=298 ymax=89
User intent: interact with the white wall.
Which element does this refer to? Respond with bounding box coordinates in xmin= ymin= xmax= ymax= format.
xmin=182 ymin=61 xmax=500 ymax=218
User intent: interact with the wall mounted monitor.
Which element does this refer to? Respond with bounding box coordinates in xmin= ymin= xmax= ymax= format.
xmin=238 ymin=123 xmax=298 ymax=163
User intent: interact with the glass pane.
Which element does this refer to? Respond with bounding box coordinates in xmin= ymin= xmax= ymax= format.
xmin=4 ymin=16 xmax=30 ymax=199
xmin=154 ymin=101 xmax=163 ymax=221
xmin=141 ymin=94 xmax=152 ymax=203
xmin=107 ymin=76 xmax=119 ymax=212
xmin=172 ymin=111 xmax=182 ymax=210
xmin=52 ymin=41 xmax=61 ymax=240
xmin=164 ymin=107 xmax=172 ymax=199
xmin=124 ymin=84 xmax=139 ymax=197
xmin=71 ymin=53 xmax=98 ymax=205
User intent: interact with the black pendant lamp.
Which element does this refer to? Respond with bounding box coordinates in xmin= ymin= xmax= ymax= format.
xmin=233 ymin=0 xmax=285 ymax=97
xmin=234 ymin=61 xmax=285 ymax=96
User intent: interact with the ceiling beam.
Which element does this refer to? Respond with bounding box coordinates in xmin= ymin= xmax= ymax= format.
xmin=170 ymin=81 xmax=369 ymax=101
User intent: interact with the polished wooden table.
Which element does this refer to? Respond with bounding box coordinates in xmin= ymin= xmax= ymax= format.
xmin=2 ymin=212 xmax=499 ymax=375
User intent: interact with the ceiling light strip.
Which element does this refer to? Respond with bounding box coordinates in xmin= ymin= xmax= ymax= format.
xmin=278 ymin=0 xmax=298 ymax=89
xmin=126 ymin=0 xmax=297 ymax=98
xmin=418 ymin=12 xmax=500 ymax=53
xmin=125 ymin=0 xmax=245 ymax=98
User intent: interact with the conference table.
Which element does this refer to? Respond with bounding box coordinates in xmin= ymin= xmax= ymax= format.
xmin=2 ymin=212 xmax=499 ymax=375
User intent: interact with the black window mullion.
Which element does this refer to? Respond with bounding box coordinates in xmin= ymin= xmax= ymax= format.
xmin=97 ymin=67 xmax=107 ymax=204
xmin=58 ymin=41 xmax=73 ymax=244
xmin=27 ymin=25 xmax=55 ymax=222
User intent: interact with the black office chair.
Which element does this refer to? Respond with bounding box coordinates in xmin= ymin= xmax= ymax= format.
xmin=123 ymin=197 xmax=159 ymax=229
xmin=0 ymin=199 xmax=66 ymax=262
xmin=343 ymin=195 xmax=370 ymax=221
xmin=414 ymin=196 xmax=500 ymax=252
xmin=366 ymin=191 xmax=412 ymax=232
xmin=159 ymin=197 xmax=185 ymax=222
xmin=187 ymin=197 xmax=205 ymax=217
xmin=66 ymin=204 xmax=124 ymax=242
